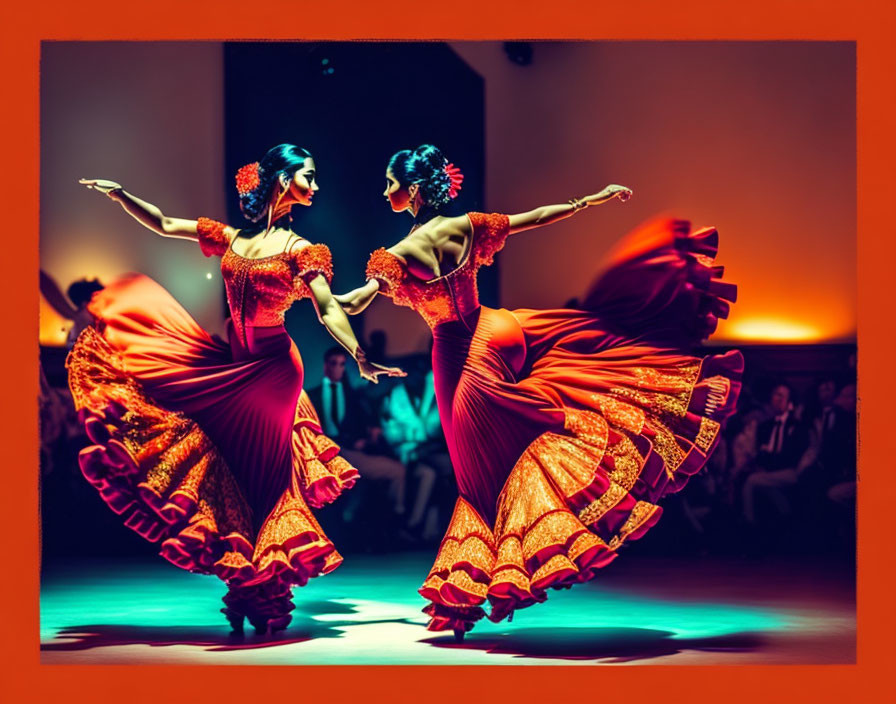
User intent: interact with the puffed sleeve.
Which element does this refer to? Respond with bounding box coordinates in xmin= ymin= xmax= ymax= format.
xmin=365 ymin=248 xmax=406 ymax=295
xmin=292 ymin=243 xmax=334 ymax=297
xmin=196 ymin=217 xmax=231 ymax=257
xmin=469 ymin=212 xmax=511 ymax=268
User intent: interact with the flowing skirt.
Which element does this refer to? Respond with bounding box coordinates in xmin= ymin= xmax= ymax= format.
xmin=421 ymin=220 xmax=744 ymax=632
xmin=66 ymin=274 xmax=358 ymax=631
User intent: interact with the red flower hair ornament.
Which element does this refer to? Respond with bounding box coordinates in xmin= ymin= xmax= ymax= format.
xmin=444 ymin=162 xmax=464 ymax=199
xmin=235 ymin=162 xmax=261 ymax=195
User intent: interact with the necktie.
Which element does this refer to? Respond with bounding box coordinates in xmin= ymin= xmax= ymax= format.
xmin=773 ymin=417 xmax=786 ymax=453
xmin=327 ymin=379 xmax=343 ymax=428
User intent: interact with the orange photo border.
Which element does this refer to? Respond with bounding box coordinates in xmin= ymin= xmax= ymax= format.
xmin=5 ymin=0 xmax=893 ymax=700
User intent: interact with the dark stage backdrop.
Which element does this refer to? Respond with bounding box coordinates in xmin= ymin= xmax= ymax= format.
xmin=223 ymin=42 xmax=486 ymax=384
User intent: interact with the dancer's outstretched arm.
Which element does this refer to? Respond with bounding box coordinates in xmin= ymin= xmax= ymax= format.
xmin=507 ymin=184 xmax=632 ymax=235
xmin=79 ymin=178 xmax=232 ymax=242
xmin=306 ymin=274 xmax=405 ymax=383
xmin=335 ymin=184 xmax=631 ymax=316
xmin=334 ymin=279 xmax=381 ymax=316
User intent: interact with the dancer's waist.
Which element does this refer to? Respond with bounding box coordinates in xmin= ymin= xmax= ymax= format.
xmin=227 ymin=320 xmax=292 ymax=357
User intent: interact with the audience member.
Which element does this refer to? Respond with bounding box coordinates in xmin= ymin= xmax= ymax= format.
xmin=381 ymin=360 xmax=453 ymax=541
xmin=821 ymin=383 xmax=857 ymax=507
xmin=39 ymin=270 xmax=104 ymax=348
xmin=308 ymin=347 xmax=407 ymax=520
xmin=740 ymin=383 xmax=811 ymax=523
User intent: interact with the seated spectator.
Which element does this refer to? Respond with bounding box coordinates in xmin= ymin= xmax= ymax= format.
xmin=741 ymin=383 xmax=811 ymax=523
xmin=806 ymin=376 xmax=839 ymax=433
xmin=730 ymin=410 xmax=762 ymax=481
xmin=821 ymin=383 xmax=857 ymax=508
xmin=381 ymin=361 xmax=453 ymax=541
xmin=39 ymin=270 xmax=104 ymax=348
xmin=366 ymin=329 xmax=389 ymax=365
xmin=308 ymin=347 xmax=407 ymax=520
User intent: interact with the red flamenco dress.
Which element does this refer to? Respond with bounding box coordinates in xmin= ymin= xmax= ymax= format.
xmin=66 ymin=218 xmax=359 ymax=633
xmin=366 ymin=214 xmax=743 ymax=635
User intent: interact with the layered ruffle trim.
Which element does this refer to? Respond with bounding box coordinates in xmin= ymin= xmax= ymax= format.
xmin=292 ymin=391 xmax=359 ymax=508
xmin=582 ymin=218 xmax=738 ymax=346
xmin=67 ymin=326 xmax=347 ymax=630
xmin=420 ymin=349 xmax=743 ymax=632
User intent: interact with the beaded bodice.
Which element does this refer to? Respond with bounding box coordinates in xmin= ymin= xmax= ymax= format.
xmin=365 ymin=212 xmax=510 ymax=329
xmin=197 ymin=217 xmax=334 ymax=345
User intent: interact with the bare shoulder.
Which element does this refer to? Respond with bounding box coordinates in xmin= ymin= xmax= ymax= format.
xmin=286 ymin=233 xmax=312 ymax=253
xmin=433 ymin=214 xmax=472 ymax=238
xmin=401 ymin=215 xmax=471 ymax=247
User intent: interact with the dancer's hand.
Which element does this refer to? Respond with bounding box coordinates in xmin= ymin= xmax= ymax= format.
xmin=79 ymin=178 xmax=122 ymax=198
xmin=595 ymin=184 xmax=632 ymax=203
xmin=357 ymin=359 xmax=407 ymax=384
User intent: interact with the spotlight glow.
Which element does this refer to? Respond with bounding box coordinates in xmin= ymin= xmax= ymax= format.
xmin=727 ymin=317 xmax=823 ymax=342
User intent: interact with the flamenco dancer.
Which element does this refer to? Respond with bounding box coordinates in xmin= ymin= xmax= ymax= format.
xmin=336 ymin=145 xmax=743 ymax=640
xmin=68 ymin=144 xmax=403 ymax=635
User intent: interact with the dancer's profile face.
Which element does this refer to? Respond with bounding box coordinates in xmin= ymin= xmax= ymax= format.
xmin=384 ymin=169 xmax=411 ymax=212
xmin=288 ymin=158 xmax=319 ymax=207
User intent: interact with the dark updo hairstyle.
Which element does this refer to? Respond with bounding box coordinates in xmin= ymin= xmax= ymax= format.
xmin=238 ymin=143 xmax=313 ymax=223
xmin=387 ymin=144 xmax=454 ymax=213
xmin=66 ymin=278 xmax=104 ymax=308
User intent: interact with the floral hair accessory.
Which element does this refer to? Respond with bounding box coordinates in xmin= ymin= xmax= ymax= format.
xmin=444 ymin=162 xmax=464 ymax=199
xmin=235 ymin=162 xmax=261 ymax=195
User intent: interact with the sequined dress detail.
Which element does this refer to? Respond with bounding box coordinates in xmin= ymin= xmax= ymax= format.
xmin=67 ymin=217 xmax=359 ymax=632
xmin=366 ymin=212 xmax=743 ymax=632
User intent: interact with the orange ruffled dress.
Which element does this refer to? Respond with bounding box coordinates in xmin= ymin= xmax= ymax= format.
xmin=67 ymin=218 xmax=359 ymax=633
xmin=366 ymin=214 xmax=743 ymax=634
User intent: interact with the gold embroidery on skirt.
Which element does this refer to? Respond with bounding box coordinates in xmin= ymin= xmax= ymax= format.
xmin=647 ymin=420 xmax=686 ymax=478
xmin=608 ymin=501 xmax=660 ymax=550
xmin=605 ymin=436 xmax=644 ymax=491
xmin=695 ymin=416 xmax=721 ymax=452
xmin=630 ymin=364 xmax=701 ymax=390
xmin=429 ymin=499 xmax=495 ymax=578
xmin=577 ymin=482 xmax=627 ymax=526
xmin=608 ymin=363 xmax=701 ymax=420
xmin=67 ymin=325 xmax=255 ymax=547
xmin=525 ymin=431 xmax=606 ymax=499
xmin=594 ymin=393 xmax=645 ymax=433
xmin=563 ymin=408 xmax=610 ymax=449
xmin=611 ymin=385 xmax=689 ymax=420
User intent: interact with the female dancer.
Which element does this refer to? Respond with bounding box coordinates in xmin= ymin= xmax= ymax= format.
xmin=69 ymin=144 xmax=403 ymax=635
xmin=336 ymin=144 xmax=743 ymax=639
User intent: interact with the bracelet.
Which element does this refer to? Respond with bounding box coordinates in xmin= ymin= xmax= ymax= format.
xmin=354 ymin=346 xmax=368 ymax=364
xmin=568 ymin=197 xmax=587 ymax=212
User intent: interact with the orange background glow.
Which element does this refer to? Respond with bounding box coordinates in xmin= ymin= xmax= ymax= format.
xmin=453 ymin=42 xmax=856 ymax=345
xmin=40 ymin=42 xmax=855 ymax=349
xmin=8 ymin=0 xmax=894 ymax=701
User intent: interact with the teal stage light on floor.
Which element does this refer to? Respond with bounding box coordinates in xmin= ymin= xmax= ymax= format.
xmin=40 ymin=552 xmax=854 ymax=665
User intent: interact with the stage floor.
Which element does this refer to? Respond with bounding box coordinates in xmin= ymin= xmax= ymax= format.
xmin=40 ymin=551 xmax=855 ymax=665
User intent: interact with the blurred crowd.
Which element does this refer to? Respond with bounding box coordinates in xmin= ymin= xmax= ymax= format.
xmin=653 ymin=356 xmax=858 ymax=557
xmin=39 ymin=289 xmax=857 ymax=559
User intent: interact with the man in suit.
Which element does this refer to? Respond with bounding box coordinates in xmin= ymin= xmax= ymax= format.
xmin=381 ymin=362 xmax=452 ymax=541
xmin=742 ymin=383 xmax=811 ymax=523
xmin=821 ymin=383 xmax=857 ymax=507
xmin=308 ymin=347 xmax=407 ymax=519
